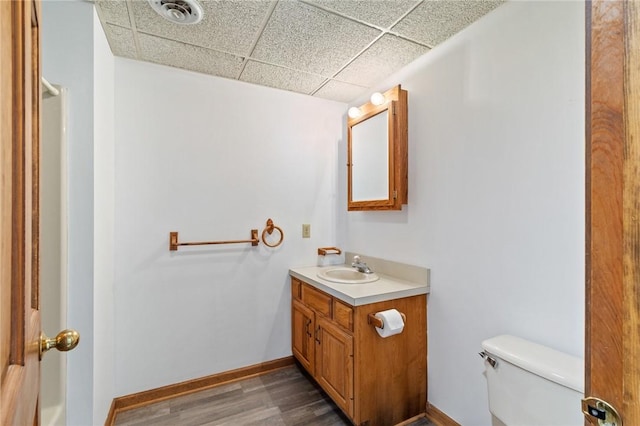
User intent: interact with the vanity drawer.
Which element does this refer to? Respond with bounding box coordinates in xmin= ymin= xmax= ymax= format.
xmin=291 ymin=277 xmax=302 ymax=300
xmin=333 ymin=299 xmax=354 ymax=332
xmin=301 ymin=284 xmax=332 ymax=317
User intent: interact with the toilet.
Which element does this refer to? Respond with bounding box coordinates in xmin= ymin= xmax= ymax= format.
xmin=481 ymin=335 xmax=584 ymax=426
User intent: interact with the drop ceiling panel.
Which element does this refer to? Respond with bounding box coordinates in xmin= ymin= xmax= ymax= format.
xmin=303 ymin=0 xmax=421 ymax=29
xmin=94 ymin=0 xmax=504 ymax=102
xmin=95 ymin=0 xmax=131 ymax=28
xmin=251 ymin=1 xmax=381 ymax=76
xmin=335 ymin=34 xmax=429 ymax=87
xmin=138 ymin=33 xmax=244 ymax=78
xmin=104 ymin=24 xmax=137 ymax=59
xmin=392 ymin=0 xmax=503 ymax=46
xmin=240 ymin=60 xmax=327 ymax=94
xmin=130 ymin=0 xmax=272 ymax=56
xmin=314 ymin=80 xmax=369 ymax=103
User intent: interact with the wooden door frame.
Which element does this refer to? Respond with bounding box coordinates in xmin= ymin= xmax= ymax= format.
xmin=0 ymin=0 xmax=42 ymax=425
xmin=586 ymin=0 xmax=640 ymax=423
xmin=3 ymin=1 xmax=640 ymax=425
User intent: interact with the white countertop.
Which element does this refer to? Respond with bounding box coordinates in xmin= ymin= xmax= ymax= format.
xmin=289 ymin=265 xmax=430 ymax=306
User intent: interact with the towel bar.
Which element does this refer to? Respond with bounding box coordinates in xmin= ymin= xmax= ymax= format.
xmin=170 ymin=218 xmax=284 ymax=251
xmin=169 ymin=230 xmax=259 ymax=251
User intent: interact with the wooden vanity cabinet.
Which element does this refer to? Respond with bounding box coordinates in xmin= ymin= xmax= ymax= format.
xmin=291 ymin=276 xmax=427 ymax=426
xmin=292 ymin=280 xmax=354 ymax=416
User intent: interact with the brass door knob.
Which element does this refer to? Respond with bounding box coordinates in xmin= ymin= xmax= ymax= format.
xmin=40 ymin=329 xmax=80 ymax=360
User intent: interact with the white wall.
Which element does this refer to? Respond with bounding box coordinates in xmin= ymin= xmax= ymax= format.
xmin=93 ymin=7 xmax=116 ymax=424
xmin=43 ymin=1 xmax=584 ymax=423
xmin=344 ymin=2 xmax=585 ymax=424
xmin=41 ymin=2 xmax=95 ymax=425
xmin=113 ymin=59 xmax=345 ymax=394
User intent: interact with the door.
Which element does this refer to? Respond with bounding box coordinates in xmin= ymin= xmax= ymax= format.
xmin=1 ymin=1 xmax=42 ymax=424
xmin=292 ymin=299 xmax=315 ymax=374
xmin=315 ymin=315 xmax=354 ymax=418
xmin=586 ymin=0 xmax=640 ymax=424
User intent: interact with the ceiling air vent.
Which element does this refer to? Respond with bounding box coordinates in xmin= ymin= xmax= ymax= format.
xmin=148 ymin=0 xmax=204 ymax=25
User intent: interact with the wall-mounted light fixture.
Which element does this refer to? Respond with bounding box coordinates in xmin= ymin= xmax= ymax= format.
xmin=348 ymin=91 xmax=388 ymax=118
xmin=370 ymin=92 xmax=385 ymax=106
xmin=348 ymin=107 xmax=363 ymax=119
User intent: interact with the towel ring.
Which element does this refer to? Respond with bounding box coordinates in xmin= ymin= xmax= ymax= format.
xmin=262 ymin=218 xmax=284 ymax=248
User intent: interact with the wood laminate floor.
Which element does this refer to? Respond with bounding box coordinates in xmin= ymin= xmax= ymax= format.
xmin=114 ymin=364 xmax=433 ymax=426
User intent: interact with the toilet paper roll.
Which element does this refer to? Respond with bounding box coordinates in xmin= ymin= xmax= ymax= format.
xmin=374 ymin=309 xmax=405 ymax=338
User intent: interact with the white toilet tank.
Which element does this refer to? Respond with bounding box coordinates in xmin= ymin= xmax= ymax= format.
xmin=481 ymin=335 xmax=584 ymax=426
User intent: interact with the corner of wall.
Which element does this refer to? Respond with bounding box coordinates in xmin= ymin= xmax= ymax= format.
xmin=92 ymin=5 xmax=116 ymax=425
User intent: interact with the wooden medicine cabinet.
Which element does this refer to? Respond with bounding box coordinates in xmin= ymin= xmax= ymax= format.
xmin=347 ymin=85 xmax=408 ymax=211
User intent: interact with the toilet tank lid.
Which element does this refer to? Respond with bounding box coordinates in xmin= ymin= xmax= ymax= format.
xmin=481 ymin=334 xmax=584 ymax=392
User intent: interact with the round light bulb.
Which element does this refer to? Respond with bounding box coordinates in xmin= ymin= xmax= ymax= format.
xmin=370 ymin=92 xmax=385 ymax=106
xmin=348 ymin=107 xmax=362 ymax=118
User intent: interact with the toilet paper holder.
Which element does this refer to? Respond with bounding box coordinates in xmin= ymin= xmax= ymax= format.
xmin=368 ymin=311 xmax=406 ymax=329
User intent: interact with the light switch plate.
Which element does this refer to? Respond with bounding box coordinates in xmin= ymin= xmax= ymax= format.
xmin=302 ymin=224 xmax=311 ymax=238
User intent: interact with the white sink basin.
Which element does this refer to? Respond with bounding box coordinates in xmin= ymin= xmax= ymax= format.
xmin=317 ymin=267 xmax=379 ymax=284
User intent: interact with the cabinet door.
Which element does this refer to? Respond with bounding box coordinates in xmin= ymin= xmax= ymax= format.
xmin=292 ymin=299 xmax=315 ymax=374
xmin=316 ymin=315 xmax=354 ymax=417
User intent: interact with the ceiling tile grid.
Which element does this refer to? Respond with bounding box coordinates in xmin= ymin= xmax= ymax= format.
xmin=137 ymin=32 xmax=245 ymax=78
xmin=250 ymin=1 xmax=382 ymax=76
xmin=94 ymin=0 xmax=504 ymax=102
xmin=95 ymin=0 xmax=132 ymax=27
xmin=392 ymin=0 xmax=504 ymax=46
xmin=334 ymin=33 xmax=430 ymax=87
xmin=302 ymin=0 xmax=421 ymax=29
xmin=313 ymin=79 xmax=369 ymax=103
xmin=130 ymin=0 xmax=272 ymax=55
xmin=104 ymin=23 xmax=137 ymax=59
xmin=240 ymin=60 xmax=327 ymax=93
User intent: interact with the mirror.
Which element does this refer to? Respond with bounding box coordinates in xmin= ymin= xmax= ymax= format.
xmin=351 ymin=110 xmax=389 ymax=201
xmin=347 ymin=85 xmax=408 ymax=211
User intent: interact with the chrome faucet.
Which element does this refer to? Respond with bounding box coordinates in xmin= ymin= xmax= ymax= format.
xmin=351 ymin=255 xmax=373 ymax=274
